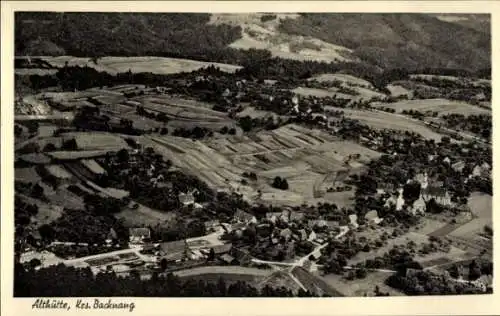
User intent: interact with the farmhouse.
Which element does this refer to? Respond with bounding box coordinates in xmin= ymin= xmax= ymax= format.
xmin=129 ymin=228 xmax=151 ymax=244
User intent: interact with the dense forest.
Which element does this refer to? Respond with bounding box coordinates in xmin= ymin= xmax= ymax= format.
xmin=16 ymin=12 xmax=490 ymax=72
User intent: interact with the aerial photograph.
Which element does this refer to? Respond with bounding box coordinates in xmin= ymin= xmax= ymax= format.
xmin=13 ymin=12 xmax=492 ymax=297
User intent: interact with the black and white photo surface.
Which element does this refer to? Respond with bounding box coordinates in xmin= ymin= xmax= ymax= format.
xmin=13 ymin=11 xmax=492 ymax=298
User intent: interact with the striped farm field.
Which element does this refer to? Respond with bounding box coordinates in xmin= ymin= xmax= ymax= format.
xmin=39 ymin=56 xmax=242 ymax=75
xmin=372 ymin=98 xmax=490 ymax=116
xmin=149 ymin=123 xmax=381 ymax=207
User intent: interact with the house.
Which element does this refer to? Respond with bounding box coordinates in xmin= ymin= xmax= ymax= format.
xmin=299 ymin=229 xmax=308 ymax=241
xmin=308 ymin=231 xmax=317 ymax=242
xmin=194 ymin=203 xmax=204 ymax=210
xmin=348 ymin=214 xmax=359 ymax=228
xmin=289 ymin=211 xmax=305 ymax=222
xmin=129 ymin=228 xmax=151 ymax=244
xmin=211 ymin=243 xmax=233 ymax=255
xmin=473 ymin=275 xmax=493 ymax=292
xmin=270 ymin=209 xmax=291 ymax=223
xmin=220 ymin=254 xmax=236 ymax=265
xmin=364 ymin=210 xmax=383 ymax=225
xmin=384 ymin=189 xmax=405 ymax=211
xmin=204 ymin=220 xmax=220 ymax=232
xmin=471 ymin=163 xmax=491 ymax=178
xmin=106 ymin=228 xmax=118 ymax=244
xmin=452 ymin=161 xmax=466 ymax=173
xmin=178 ymin=192 xmax=195 ymax=206
xmin=409 ymin=196 xmax=426 ymax=215
xmin=234 ymin=209 xmax=257 ymax=224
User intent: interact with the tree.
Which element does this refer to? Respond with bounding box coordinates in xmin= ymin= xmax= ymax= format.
xmin=468 ymin=260 xmax=481 ymax=280
xmin=116 ymin=148 xmax=129 ymax=163
xmin=29 ymin=258 xmax=42 ymax=270
xmin=38 ymin=224 xmax=56 ymax=242
xmin=272 ymin=176 xmax=283 ymax=189
xmin=43 ymin=143 xmax=57 ymax=152
xmin=208 ymin=248 xmax=216 ymax=261
xmin=62 ymin=138 xmax=78 ymax=150
xmin=280 ymin=178 xmax=289 ymax=190
xmin=483 ymin=225 xmax=493 ymax=236
xmin=159 ymin=258 xmax=168 ymax=271
xmin=356 ymin=267 xmax=367 ymax=279
xmin=403 ymin=181 xmax=421 ymax=202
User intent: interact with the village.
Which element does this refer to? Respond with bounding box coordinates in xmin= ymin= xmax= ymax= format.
xmin=12 ymin=12 xmax=492 ymax=298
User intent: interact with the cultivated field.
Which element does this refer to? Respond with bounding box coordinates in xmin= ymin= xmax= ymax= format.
xmin=37 ymin=56 xmax=242 ymax=75
xmin=386 ymin=84 xmax=412 ymax=98
xmin=146 ymin=123 xmax=380 ymax=207
xmin=116 ymin=203 xmax=177 ymax=228
xmin=15 ymin=167 xmax=42 ymax=184
xmin=309 ymin=73 xmax=374 ymax=88
xmin=372 ymin=98 xmax=491 ymax=116
xmin=293 ymin=86 xmax=355 ymax=100
xmin=331 ymin=108 xmax=447 ymax=141
xmin=448 ymin=193 xmax=492 ymax=240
